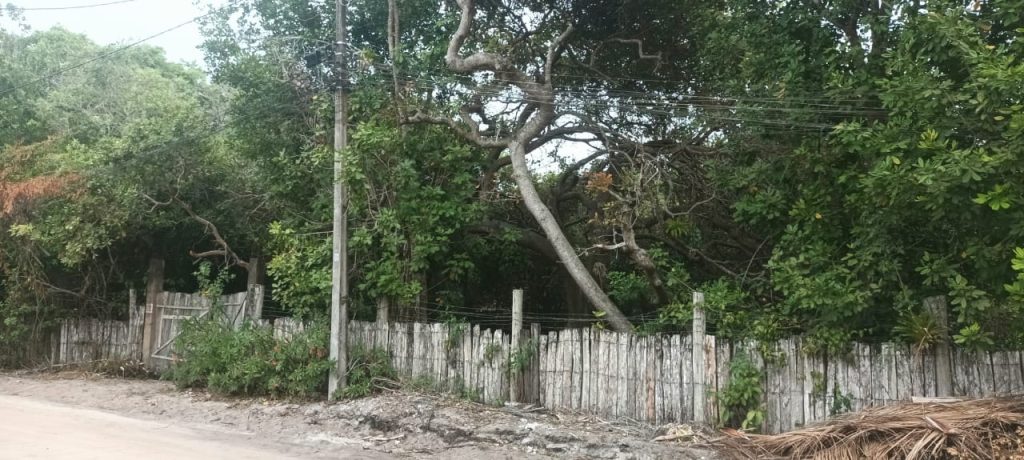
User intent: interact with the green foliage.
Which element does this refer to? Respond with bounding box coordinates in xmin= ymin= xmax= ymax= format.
xmin=829 ymin=387 xmax=853 ymax=416
xmin=507 ymin=338 xmax=537 ymax=375
xmin=337 ymin=346 xmax=398 ymax=399
xmin=169 ymin=318 xmax=332 ymax=398
xmin=5 ymin=0 xmax=1024 ymax=359
xmin=445 ymin=321 xmax=467 ymax=351
xmin=607 ymin=271 xmax=654 ymax=309
xmin=710 ymin=2 xmax=1024 ymax=346
xmin=482 ymin=342 xmax=502 ymax=364
xmin=716 ymin=353 xmax=764 ymax=431
xmin=893 ymin=310 xmax=946 ymax=350
xmin=265 ymin=222 xmax=331 ymax=318
xmin=953 ymin=323 xmax=995 ymax=350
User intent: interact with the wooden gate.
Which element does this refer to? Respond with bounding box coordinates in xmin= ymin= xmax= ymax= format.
xmin=148 ymin=286 xmax=263 ymax=367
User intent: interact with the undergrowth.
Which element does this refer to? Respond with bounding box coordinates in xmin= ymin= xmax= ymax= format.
xmin=717 ymin=353 xmax=765 ymax=431
xmin=337 ymin=345 xmax=399 ymax=399
xmin=168 ymin=316 xmax=332 ymax=398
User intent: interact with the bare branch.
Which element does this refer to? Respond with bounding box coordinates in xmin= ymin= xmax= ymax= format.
xmin=606 ymin=38 xmax=663 ymax=71
xmin=406 ymin=111 xmax=510 ymax=148
xmin=544 ymin=24 xmax=574 ymax=83
xmin=172 ymin=197 xmax=250 ymax=270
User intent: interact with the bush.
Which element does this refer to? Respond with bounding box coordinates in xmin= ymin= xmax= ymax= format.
xmin=337 ymin=345 xmax=398 ymax=399
xmin=168 ymin=317 xmax=332 ymax=398
xmin=717 ymin=353 xmax=764 ymax=431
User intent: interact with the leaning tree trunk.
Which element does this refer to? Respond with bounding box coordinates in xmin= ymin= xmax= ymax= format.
xmin=417 ymin=0 xmax=634 ymax=332
xmin=508 ymin=141 xmax=632 ymax=332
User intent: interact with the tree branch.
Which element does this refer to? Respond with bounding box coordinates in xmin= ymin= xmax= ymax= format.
xmin=172 ymin=197 xmax=250 ymax=271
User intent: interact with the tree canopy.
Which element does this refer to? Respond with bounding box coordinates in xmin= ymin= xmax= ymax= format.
xmin=2 ymin=0 xmax=1023 ymax=354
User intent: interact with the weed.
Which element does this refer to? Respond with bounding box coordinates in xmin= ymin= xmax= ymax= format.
xmin=829 ymin=385 xmax=853 ymax=415
xmin=716 ymin=353 xmax=765 ymax=431
xmin=506 ymin=337 xmax=537 ymax=375
xmin=445 ymin=322 xmax=467 ymax=351
xmin=482 ymin=342 xmax=502 ymax=364
xmin=337 ymin=346 xmax=398 ymax=399
xmin=810 ymin=370 xmax=827 ymax=401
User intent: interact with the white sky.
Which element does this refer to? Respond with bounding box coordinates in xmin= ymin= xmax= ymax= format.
xmin=7 ymin=0 xmax=224 ymax=66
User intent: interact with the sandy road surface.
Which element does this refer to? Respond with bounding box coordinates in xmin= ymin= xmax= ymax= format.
xmin=0 ymin=395 xmax=386 ymax=460
xmin=0 ymin=374 xmax=718 ymax=459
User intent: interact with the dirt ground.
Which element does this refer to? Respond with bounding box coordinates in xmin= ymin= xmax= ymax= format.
xmin=0 ymin=372 xmax=720 ymax=459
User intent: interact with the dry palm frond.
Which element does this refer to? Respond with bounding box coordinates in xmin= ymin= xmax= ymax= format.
xmin=716 ymin=398 xmax=1024 ymax=460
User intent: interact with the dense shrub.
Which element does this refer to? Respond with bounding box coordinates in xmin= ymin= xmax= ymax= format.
xmin=169 ymin=317 xmax=332 ymax=398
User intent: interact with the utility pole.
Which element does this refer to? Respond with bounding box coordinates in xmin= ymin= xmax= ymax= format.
xmin=328 ymin=0 xmax=350 ymax=398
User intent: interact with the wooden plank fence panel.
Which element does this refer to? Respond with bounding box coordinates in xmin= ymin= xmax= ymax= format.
xmin=551 ymin=330 xmax=562 ymax=409
xmin=993 ymin=351 xmax=1021 ymax=394
xmin=602 ymin=330 xmax=615 ymax=417
xmin=825 ymin=353 xmax=840 ymax=419
xmin=704 ymin=335 xmax=717 ymax=425
xmin=580 ymin=328 xmax=591 ymax=412
xmin=874 ymin=344 xmax=892 ymax=406
xmin=661 ymin=336 xmax=675 ymax=423
xmin=854 ymin=343 xmax=871 ymax=412
xmin=626 ymin=336 xmax=637 ymax=419
xmin=668 ymin=335 xmax=682 ymax=422
xmin=978 ymin=351 xmax=995 ymax=397
xmin=680 ymin=335 xmax=693 ymax=421
xmin=952 ymin=348 xmax=968 ymax=397
xmin=547 ymin=331 xmax=558 ymax=409
xmin=800 ymin=345 xmax=811 ymax=427
xmin=787 ymin=338 xmax=803 ymax=430
xmin=571 ymin=329 xmax=582 ymax=411
xmin=924 ymin=348 xmax=938 ymax=398
xmin=1017 ymin=352 xmax=1024 ymax=394
xmin=765 ymin=342 xmax=782 ymax=434
xmin=538 ymin=333 xmax=548 ymax=407
xmin=716 ymin=341 xmax=731 ymax=427
xmin=778 ymin=339 xmax=794 ymax=432
xmin=653 ymin=337 xmax=663 ymax=422
xmin=611 ymin=332 xmax=623 ymax=417
xmin=895 ymin=344 xmax=913 ymax=402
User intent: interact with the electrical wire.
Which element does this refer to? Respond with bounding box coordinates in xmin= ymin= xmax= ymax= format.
xmin=11 ymin=0 xmax=144 ymax=11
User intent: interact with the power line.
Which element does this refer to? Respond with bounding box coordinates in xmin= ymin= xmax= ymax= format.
xmin=11 ymin=0 xmax=143 ymax=11
xmin=0 ymin=14 xmax=208 ymax=97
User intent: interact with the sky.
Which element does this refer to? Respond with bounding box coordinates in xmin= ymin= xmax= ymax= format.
xmin=6 ymin=0 xmax=224 ymax=66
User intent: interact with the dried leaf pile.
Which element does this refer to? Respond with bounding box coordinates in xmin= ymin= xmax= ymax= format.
xmin=717 ymin=398 xmax=1024 ymax=460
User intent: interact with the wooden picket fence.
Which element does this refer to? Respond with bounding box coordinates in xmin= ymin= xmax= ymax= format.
xmin=20 ymin=287 xmax=1024 ymax=435
xmin=323 ymin=319 xmax=1024 ymax=434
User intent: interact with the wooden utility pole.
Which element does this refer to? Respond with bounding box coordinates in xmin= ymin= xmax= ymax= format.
xmin=510 ymin=289 xmax=524 ymax=402
xmin=328 ymin=0 xmax=350 ymax=398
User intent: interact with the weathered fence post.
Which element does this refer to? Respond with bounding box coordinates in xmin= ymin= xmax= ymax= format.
xmin=141 ymin=257 xmax=164 ymax=368
xmin=376 ymin=297 xmax=390 ymax=324
xmin=247 ymin=257 xmax=261 ymax=286
xmin=692 ymin=291 xmax=706 ymax=424
xmin=510 ymin=289 xmax=524 ymax=402
xmin=128 ymin=289 xmax=141 ymax=361
xmin=925 ymin=296 xmax=953 ymax=396
xmin=530 ymin=322 xmax=541 ymax=404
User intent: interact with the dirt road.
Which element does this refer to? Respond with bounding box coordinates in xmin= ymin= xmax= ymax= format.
xmin=0 ymin=395 xmax=386 ymax=459
xmin=0 ymin=373 xmax=718 ymax=459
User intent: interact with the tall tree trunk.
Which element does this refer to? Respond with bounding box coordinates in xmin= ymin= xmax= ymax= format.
xmin=422 ymin=0 xmax=633 ymax=332
xmin=508 ymin=141 xmax=632 ymax=332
